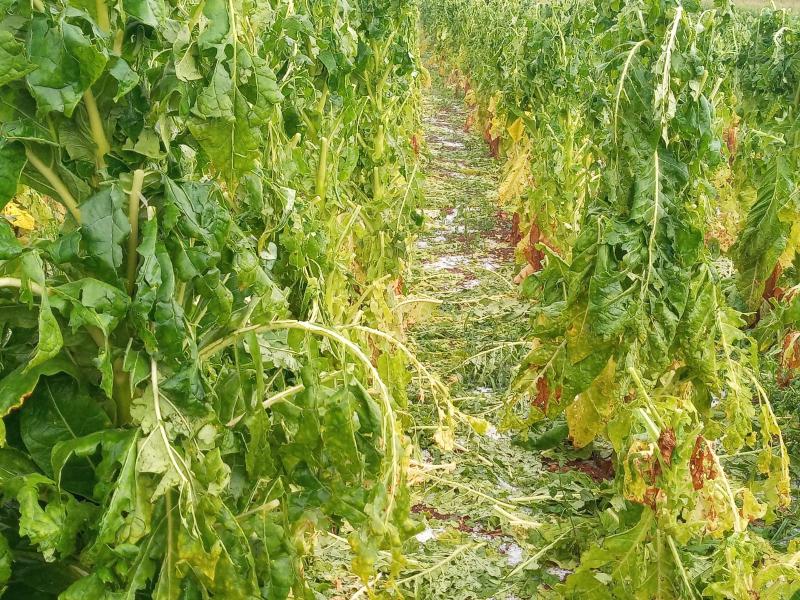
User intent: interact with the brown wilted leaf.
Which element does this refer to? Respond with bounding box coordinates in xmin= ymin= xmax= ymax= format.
xmin=690 ymin=436 xmax=718 ymax=491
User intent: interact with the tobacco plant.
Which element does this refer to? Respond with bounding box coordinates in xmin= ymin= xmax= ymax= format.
xmin=423 ymin=0 xmax=600 ymax=269
xmin=423 ymin=0 xmax=800 ymax=596
xmin=0 ymin=0 xmax=421 ymax=597
xmin=729 ymin=8 xmax=799 ymax=313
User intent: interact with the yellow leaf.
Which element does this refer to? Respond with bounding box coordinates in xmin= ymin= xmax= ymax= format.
xmin=3 ymin=202 xmax=35 ymax=231
xmin=466 ymin=415 xmax=491 ymax=436
xmin=489 ymin=115 xmax=504 ymax=139
xmin=487 ymin=92 xmax=500 ymax=115
xmin=507 ymin=117 xmax=525 ymax=143
xmin=739 ymin=488 xmax=766 ymax=522
xmin=464 ymin=88 xmax=476 ymax=106
xmin=778 ymin=219 xmax=800 ymax=268
xmin=433 ymin=425 xmax=455 ymax=452
xmin=498 ymin=143 xmax=532 ymax=205
xmin=566 ymin=358 xmax=618 ymax=448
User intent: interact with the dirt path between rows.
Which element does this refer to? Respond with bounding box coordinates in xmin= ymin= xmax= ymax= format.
xmin=310 ymin=68 xmax=606 ymax=600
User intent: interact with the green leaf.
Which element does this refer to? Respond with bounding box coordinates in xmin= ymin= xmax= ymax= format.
xmin=80 ymin=186 xmax=131 ymax=280
xmin=193 ymin=62 xmax=234 ymax=120
xmin=51 ymin=428 xmax=134 ymax=494
xmin=83 ymin=429 xmax=151 ymax=558
xmin=8 ymin=473 xmax=95 ymax=561
xmin=0 ymin=532 xmax=10 ymax=595
xmin=108 ymin=57 xmax=140 ymax=102
xmin=188 ymin=96 xmax=260 ymax=188
xmin=0 ymin=140 xmax=26 ymax=207
xmin=122 ymin=0 xmax=167 ymax=28
xmin=26 ymin=17 xmax=107 ymax=116
xmin=561 ymin=511 xmax=660 ymax=597
xmin=19 ymin=375 xmax=111 ymax=494
xmin=27 ymin=294 xmax=63 ymax=371
xmin=198 ymin=0 xmax=230 ymax=49
xmin=248 ymin=55 xmax=283 ymax=118
xmin=131 ymin=216 xmax=161 ymax=352
xmin=733 ymin=156 xmax=796 ymax=309
xmin=0 ymin=218 xmax=23 ymax=259
xmin=59 ymin=573 xmax=116 ymax=599
xmin=322 ymin=388 xmax=363 ymax=481
xmin=50 ymin=278 xmax=130 ymax=335
xmin=0 ymin=447 xmax=40 ymax=480
xmin=0 ymin=357 xmax=78 ymax=418
xmin=0 ymin=29 xmax=34 ymax=87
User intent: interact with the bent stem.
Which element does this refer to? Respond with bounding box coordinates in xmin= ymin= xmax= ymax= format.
xmin=24 ymin=149 xmax=82 ymax=224
xmin=667 ymin=534 xmax=697 ymax=600
xmin=198 ymin=320 xmax=401 ymax=523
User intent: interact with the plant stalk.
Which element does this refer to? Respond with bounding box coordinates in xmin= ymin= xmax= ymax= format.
xmin=95 ymin=0 xmax=110 ymax=32
xmin=24 ymin=149 xmax=82 ymax=224
xmin=83 ymin=90 xmax=110 ymax=169
xmin=112 ymin=357 xmax=132 ymax=426
xmin=126 ymin=169 xmax=145 ymax=295
xmin=316 ymin=136 xmax=329 ymax=201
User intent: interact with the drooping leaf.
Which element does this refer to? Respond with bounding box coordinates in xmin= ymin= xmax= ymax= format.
xmin=27 ymin=293 xmax=63 ymax=370
xmin=0 ymin=357 xmax=78 ymax=419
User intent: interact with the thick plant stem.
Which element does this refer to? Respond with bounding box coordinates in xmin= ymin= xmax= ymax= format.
xmin=83 ymin=90 xmax=110 ymax=169
xmin=113 ymin=29 xmax=124 ymax=55
xmin=95 ymin=0 xmax=110 ymax=32
xmin=667 ymin=534 xmax=698 ymax=600
xmin=113 ymin=357 xmax=132 ymax=426
xmin=372 ymin=123 xmax=385 ymax=202
xmin=24 ymin=149 xmax=82 ymax=224
xmin=126 ymin=169 xmax=145 ymax=295
xmin=316 ymin=136 xmax=329 ymax=201
xmin=0 ymin=277 xmax=44 ymax=297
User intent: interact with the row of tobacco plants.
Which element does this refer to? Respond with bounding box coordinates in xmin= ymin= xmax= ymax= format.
xmin=424 ymin=0 xmax=800 ymax=597
xmin=0 ymin=0 xmax=423 ymax=597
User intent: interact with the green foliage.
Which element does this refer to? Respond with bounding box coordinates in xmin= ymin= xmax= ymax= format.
xmin=728 ymin=8 xmax=800 ymax=310
xmin=0 ymin=0 xmax=422 ymax=597
xmin=423 ymin=0 xmax=800 ymax=596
